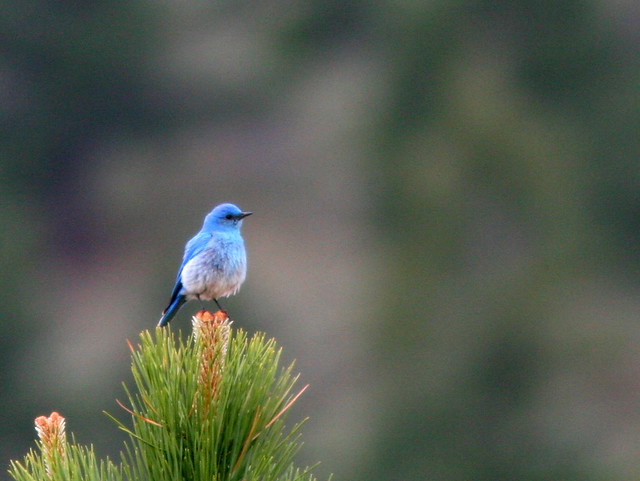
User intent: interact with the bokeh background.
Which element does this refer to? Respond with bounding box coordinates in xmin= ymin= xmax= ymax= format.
xmin=2 ymin=1 xmax=640 ymax=479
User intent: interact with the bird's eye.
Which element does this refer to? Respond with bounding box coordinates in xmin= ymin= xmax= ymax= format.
xmin=225 ymin=214 xmax=233 ymax=220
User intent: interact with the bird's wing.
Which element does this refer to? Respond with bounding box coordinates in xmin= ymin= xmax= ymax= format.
xmin=164 ymin=232 xmax=212 ymax=309
xmin=181 ymin=231 xmax=213 ymax=271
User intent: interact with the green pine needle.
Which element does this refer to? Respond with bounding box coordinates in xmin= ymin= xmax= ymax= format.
xmin=8 ymin=314 xmax=326 ymax=481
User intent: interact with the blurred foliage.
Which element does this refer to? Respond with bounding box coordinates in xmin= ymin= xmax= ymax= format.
xmin=2 ymin=0 xmax=640 ymax=480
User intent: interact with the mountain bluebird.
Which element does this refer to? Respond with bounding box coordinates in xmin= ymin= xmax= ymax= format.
xmin=158 ymin=203 xmax=252 ymax=327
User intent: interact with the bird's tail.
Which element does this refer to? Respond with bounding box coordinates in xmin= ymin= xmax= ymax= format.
xmin=158 ymin=295 xmax=187 ymax=327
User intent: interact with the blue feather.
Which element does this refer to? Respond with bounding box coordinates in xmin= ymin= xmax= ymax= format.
xmin=157 ymin=203 xmax=251 ymax=327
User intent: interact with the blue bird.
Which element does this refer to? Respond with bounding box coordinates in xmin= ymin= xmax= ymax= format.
xmin=158 ymin=203 xmax=252 ymax=327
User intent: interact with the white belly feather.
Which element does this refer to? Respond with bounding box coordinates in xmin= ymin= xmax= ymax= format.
xmin=180 ymin=235 xmax=247 ymax=301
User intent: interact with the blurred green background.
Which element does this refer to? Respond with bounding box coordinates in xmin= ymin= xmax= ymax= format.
xmin=2 ymin=1 xmax=640 ymax=480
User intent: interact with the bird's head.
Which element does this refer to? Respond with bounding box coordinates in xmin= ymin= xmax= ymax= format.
xmin=203 ymin=203 xmax=252 ymax=232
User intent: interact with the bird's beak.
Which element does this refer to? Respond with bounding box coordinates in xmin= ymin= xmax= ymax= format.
xmin=238 ymin=211 xmax=253 ymax=220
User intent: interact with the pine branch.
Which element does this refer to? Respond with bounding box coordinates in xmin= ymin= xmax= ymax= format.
xmin=8 ymin=311 xmax=325 ymax=481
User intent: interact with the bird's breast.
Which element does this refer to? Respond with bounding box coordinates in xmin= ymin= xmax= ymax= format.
xmin=180 ymin=237 xmax=247 ymax=300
